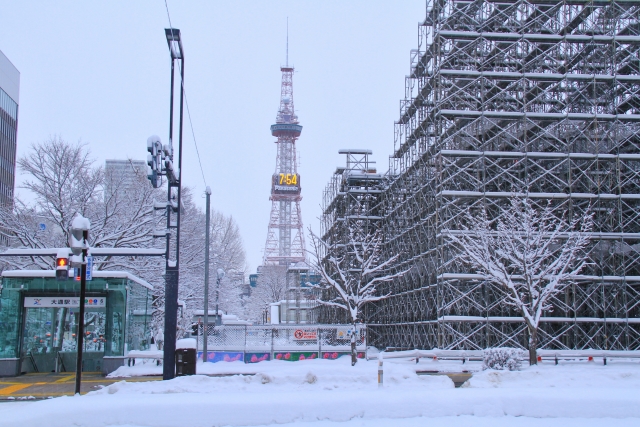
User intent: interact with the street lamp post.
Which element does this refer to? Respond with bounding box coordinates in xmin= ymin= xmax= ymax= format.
xmin=202 ymin=187 xmax=211 ymax=362
xmin=215 ymin=268 xmax=225 ymax=326
xmin=162 ymin=28 xmax=185 ymax=381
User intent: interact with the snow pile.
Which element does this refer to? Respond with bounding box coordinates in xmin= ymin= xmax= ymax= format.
xmin=465 ymin=363 xmax=640 ymax=389
xmin=482 ymin=347 xmax=526 ymax=371
xmin=1 ymin=359 xmax=640 ymax=427
xmin=105 ymin=358 xmax=454 ymax=391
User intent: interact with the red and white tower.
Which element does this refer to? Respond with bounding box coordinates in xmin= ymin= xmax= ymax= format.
xmin=262 ymin=61 xmax=306 ymax=266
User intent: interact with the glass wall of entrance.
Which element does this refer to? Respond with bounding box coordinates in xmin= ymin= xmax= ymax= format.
xmin=0 ymin=271 xmax=152 ymax=376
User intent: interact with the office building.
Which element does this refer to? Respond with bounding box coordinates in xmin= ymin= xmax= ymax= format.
xmin=0 ymin=49 xmax=19 ymax=207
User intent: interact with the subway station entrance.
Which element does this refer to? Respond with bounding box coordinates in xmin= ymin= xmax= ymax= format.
xmin=21 ymin=297 xmax=108 ymax=374
xmin=0 ymin=270 xmax=152 ymax=377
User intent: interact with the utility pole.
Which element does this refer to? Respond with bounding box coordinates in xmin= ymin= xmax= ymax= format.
xmin=202 ymin=186 xmax=211 ymax=362
xmin=144 ymin=28 xmax=187 ymax=380
xmin=162 ymin=28 xmax=185 ymax=381
xmin=145 ymin=29 xmax=185 ymax=380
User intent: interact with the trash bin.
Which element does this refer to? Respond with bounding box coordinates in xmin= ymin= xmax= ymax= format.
xmin=175 ymin=338 xmax=197 ymax=376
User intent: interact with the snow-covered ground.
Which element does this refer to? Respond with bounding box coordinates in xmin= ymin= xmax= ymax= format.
xmin=1 ymin=357 xmax=639 ymax=427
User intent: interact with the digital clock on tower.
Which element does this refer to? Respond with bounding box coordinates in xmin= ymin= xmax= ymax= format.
xmin=272 ymin=173 xmax=301 ymax=195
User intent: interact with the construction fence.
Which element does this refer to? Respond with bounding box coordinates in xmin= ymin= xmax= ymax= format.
xmin=195 ymin=324 xmax=367 ymax=363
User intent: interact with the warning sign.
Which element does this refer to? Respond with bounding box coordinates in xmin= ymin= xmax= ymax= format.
xmin=293 ymin=329 xmax=317 ymax=340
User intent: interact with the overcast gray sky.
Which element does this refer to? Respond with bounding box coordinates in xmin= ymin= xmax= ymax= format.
xmin=0 ymin=0 xmax=425 ymax=273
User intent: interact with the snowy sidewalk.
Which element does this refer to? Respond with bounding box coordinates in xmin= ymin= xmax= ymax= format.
xmin=0 ymin=358 xmax=639 ymax=427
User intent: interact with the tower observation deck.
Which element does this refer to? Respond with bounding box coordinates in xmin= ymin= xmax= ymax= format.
xmin=262 ymin=65 xmax=306 ymax=266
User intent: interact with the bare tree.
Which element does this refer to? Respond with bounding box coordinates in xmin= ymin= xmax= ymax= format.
xmin=245 ymin=265 xmax=288 ymax=322
xmin=1 ymin=138 xmax=249 ymax=344
xmin=309 ymin=225 xmax=409 ymax=365
xmin=161 ymin=190 xmax=248 ymax=336
xmin=18 ymin=136 xmax=103 ymax=237
xmin=446 ymin=195 xmax=593 ymax=365
xmin=1 ymin=137 xmax=164 ymax=271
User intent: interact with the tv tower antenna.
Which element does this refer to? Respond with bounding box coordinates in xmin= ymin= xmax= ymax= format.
xmin=262 ymin=34 xmax=306 ymax=266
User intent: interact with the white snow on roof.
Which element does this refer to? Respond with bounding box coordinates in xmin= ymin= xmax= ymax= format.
xmin=1 ymin=269 xmax=154 ymax=290
xmin=0 ymin=247 xmax=166 ymax=257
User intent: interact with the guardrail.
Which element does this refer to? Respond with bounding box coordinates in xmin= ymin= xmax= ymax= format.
xmin=537 ymin=350 xmax=640 ymax=365
xmin=370 ymin=349 xmax=640 ymax=366
xmin=369 ymin=349 xmax=483 ymax=364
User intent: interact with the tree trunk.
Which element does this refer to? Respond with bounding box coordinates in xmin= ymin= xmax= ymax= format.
xmin=528 ymin=326 xmax=538 ymax=366
xmin=351 ymin=323 xmax=357 ymax=366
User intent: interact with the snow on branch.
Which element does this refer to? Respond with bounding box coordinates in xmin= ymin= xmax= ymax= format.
xmin=308 ymin=224 xmax=410 ymax=325
xmin=444 ymin=193 xmax=593 ymax=364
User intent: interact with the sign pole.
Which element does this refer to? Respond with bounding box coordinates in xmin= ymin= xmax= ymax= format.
xmin=74 ymin=228 xmax=88 ymax=395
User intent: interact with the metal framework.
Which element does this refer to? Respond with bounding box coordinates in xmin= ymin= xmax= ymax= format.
xmin=262 ymin=64 xmax=306 ymax=266
xmin=326 ymin=1 xmax=640 ymax=352
xmin=318 ymin=150 xmax=384 ymax=324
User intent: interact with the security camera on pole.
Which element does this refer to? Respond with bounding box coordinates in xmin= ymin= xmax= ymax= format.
xmin=69 ymin=214 xmax=90 ymax=395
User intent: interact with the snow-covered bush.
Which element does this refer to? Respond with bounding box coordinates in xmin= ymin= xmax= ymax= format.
xmin=482 ymin=347 xmax=526 ymax=371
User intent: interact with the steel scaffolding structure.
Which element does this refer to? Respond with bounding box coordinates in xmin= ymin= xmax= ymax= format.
xmin=333 ymin=0 xmax=640 ymax=351
xmin=318 ymin=150 xmax=384 ymax=324
xmin=262 ymin=64 xmax=306 ymax=266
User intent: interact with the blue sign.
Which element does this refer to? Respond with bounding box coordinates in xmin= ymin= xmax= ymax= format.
xmin=86 ymin=256 xmax=93 ymax=281
xmin=38 ymin=223 xmax=46 ymax=231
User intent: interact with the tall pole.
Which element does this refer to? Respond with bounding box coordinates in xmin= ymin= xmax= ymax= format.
xmin=163 ymin=28 xmax=185 ymax=381
xmin=74 ymin=229 xmax=88 ymax=395
xmin=202 ymin=187 xmax=211 ymax=362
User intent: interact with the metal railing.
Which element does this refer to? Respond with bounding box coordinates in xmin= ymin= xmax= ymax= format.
xmin=371 ymin=349 xmax=640 ymax=366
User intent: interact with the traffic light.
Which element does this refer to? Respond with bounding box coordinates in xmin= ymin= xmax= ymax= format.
xmin=146 ymin=135 xmax=165 ymax=188
xmin=55 ymin=252 xmax=69 ymax=281
xmin=69 ymin=214 xmax=90 ymax=270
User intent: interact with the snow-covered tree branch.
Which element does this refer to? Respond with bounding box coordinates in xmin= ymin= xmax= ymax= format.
xmin=244 ymin=265 xmax=288 ymax=322
xmin=445 ymin=194 xmax=593 ymax=365
xmin=309 ymin=224 xmax=410 ymax=365
xmin=0 ymin=137 xmax=248 ymax=343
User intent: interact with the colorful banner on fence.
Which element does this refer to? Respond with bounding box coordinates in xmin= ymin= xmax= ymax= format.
xmin=273 ymin=352 xmax=318 ymax=361
xmin=322 ymin=352 xmax=366 ymax=360
xmin=197 ymin=351 xmax=243 ymax=363
xmin=245 ymin=353 xmax=270 ymax=363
